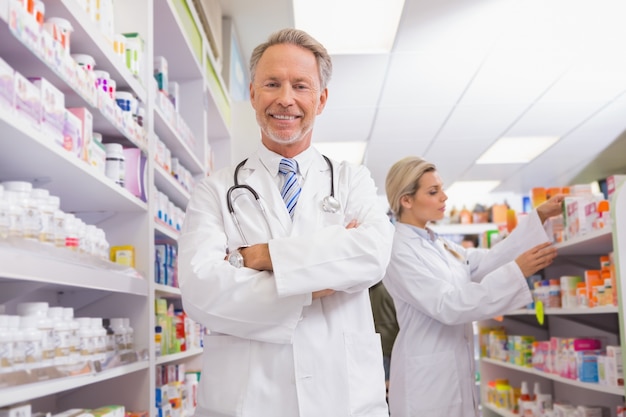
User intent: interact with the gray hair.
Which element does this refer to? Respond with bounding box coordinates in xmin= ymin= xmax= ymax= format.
xmin=249 ymin=28 xmax=333 ymax=90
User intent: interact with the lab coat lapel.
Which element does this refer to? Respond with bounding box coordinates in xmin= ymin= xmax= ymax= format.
xmin=292 ymin=156 xmax=330 ymax=236
xmin=243 ymin=156 xmax=292 ymax=236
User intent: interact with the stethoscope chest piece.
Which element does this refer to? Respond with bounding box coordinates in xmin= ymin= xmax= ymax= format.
xmin=321 ymin=195 xmax=340 ymax=213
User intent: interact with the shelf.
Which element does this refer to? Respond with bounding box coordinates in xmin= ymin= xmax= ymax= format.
xmin=0 ymin=108 xmax=147 ymax=213
xmin=154 ymin=164 xmax=191 ymax=210
xmin=0 ymin=360 xmax=149 ymax=408
xmin=155 ymin=348 xmax=202 ymax=365
xmin=482 ymin=402 xmax=516 ymax=417
xmin=429 ymin=223 xmax=500 ymax=235
xmin=506 ymin=305 xmax=618 ymax=316
xmin=43 ymin=0 xmax=146 ymax=102
xmin=554 ymin=228 xmax=613 ymax=256
xmin=153 ymin=0 xmax=203 ymax=82
xmin=155 ymin=283 xmax=181 ymax=297
xmin=154 ymin=106 xmax=204 ymax=175
xmin=155 ymin=220 xmax=180 ymax=242
xmin=0 ymin=239 xmax=148 ymax=299
xmin=481 ymin=358 xmax=625 ymax=396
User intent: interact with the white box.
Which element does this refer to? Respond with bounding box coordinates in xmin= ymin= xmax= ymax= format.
xmin=29 ymin=77 xmax=65 ymax=143
xmin=0 ymin=57 xmax=14 ymax=112
xmin=14 ymin=72 xmax=41 ymax=129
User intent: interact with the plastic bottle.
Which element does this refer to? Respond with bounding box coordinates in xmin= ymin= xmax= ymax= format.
xmin=77 ymin=317 xmax=95 ymax=361
xmin=19 ymin=315 xmax=43 ymax=369
xmin=24 ymin=188 xmax=49 ymax=240
xmin=17 ymin=302 xmax=54 ymax=367
xmin=109 ymin=318 xmax=127 ymax=352
xmin=63 ymin=307 xmax=81 ymax=364
xmin=91 ymin=317 xmax=107 ymax=363
xmin=1 ymin=181 xmax=32 ymax=238
xmin=64 ymin=213 xmax=79 ymax=251
xmin=104 ymin=143 xmax=125 ymax=186
xmin=518 ymin=381 xmax=531 ymax=415
xmin=8 ymin=316 xmax=25 ymax=370
xmin=123 ymin=317 xmax=134 ymax=351
xmin=102 ymin=318 xmax=116 ymax=357
xmin=548 ymin=279 xmax=561 ymax=308
xmin=40 ymin=195 xmax=60 ymax=244
xmin=0 ymin=315 xmax=14 ymax=373
xmin=0 ymin=184 xmax=9 ymax=238
xmin=48 ymin=307 xmax=70 ymax=365
xmin=53 ymin=209 xmax=67 ymax=248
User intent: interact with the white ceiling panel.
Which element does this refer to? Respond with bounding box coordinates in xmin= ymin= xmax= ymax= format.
xmin=369 ymin=105 xmax=452 ymax=143
xmin=323 ymin=54 xmax=390 ymax=108
xmin=435 ymin=103 xmax=529 ymax=142
xmin=312 ymin=107 xmax=377 ymax=143
xmin=380 ymin=51 xmax=484 ymax=106
xmin=221 ymin=0 xmax=626 ymax=201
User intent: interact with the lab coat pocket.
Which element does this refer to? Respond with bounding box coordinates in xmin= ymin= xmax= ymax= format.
xmin=407 ymin=350 xmax=462 ymax=413
xmin=199 ymin=334 xmax=251 ymax=415
xmin=344 ymin=332 xmax=387 ymax=416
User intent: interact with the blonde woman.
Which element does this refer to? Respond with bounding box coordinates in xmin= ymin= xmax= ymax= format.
xmin=383 ymin=156 xmax=563 ymax=417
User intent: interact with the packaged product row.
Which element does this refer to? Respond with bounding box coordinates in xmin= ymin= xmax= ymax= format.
xmin=1 ymin=403 xmax=145 ymax=417
xmin=485 ymin=378 xmax=622 ymax=416
xmin=154 ymin=298 xmax=203 ymax=357
xmin=0 ymin=300 xmax=137 ymax=380
xmin=481 ymin=327 xmax=623 ymax=388
xmin=156 ymin=362 xmax=198 ymax=417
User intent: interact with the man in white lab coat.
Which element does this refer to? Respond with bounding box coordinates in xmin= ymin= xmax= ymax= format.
xmin=178 ymin=28 xmax=394 ymax=417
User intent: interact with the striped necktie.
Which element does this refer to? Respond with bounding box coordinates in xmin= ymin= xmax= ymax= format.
xmin=279 ymin=158 xmax=301 ymax=218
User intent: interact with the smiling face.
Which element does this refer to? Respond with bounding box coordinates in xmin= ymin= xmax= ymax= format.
xmin=249 ymin=43 xmax=328 ymax=157
xmin=398 ymin=170 xmax=448 ymax=228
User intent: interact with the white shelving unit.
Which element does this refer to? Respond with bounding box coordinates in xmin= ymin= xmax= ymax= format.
xmin=0 ymin=0 xmax=230 ymax=414
xmin=479 ymin=183 xmax=626 ymax=417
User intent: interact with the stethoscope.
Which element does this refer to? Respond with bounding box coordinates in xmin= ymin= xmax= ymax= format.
xmin=226 ymin=155 xmax=340 ymax=245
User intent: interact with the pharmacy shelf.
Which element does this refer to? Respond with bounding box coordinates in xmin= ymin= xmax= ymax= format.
xmin=0 ymin=360 xmax=149 ymax=408
xmin=429 ymin=222 xmax=500 ymax=235
xmin=155 ymin=348 xmax=202 ymax=365
xmin=481 ymin=358 xmax=624 ymax=396
xmin=155 ymin=220 xmax=180 ymax=242
xmin=554 ymin=228 xmax=613 ymax=256
xmin=154 ymin=105 xmax=205 ymax=176
xmin=506 ymin=306 xmax=619 ymax=316
xmin=482 ymin=402 xmax=516 ymax=417
xmin=154 ymin=164 xmax=191 ymax=210
xmin=0 ymin=241 xmax=148 ymax=299
xmin=155 ymin=283 xmax=181 ymax=297
xmin=0 ymin=108 xmax=147 ymax=213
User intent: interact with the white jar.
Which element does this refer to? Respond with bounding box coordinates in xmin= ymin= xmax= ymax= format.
xmin=71 ymin=53 xmax=95 ymax=71
xmin=91 ymin=317 xmax=107 ymax=362
xmin=24 ymin=188 xmax=49 ymax=240
xmin=17 ymin=302 xmax=54 ymax=366
xmin=104 ymin=143 xmax=125 ymax=186
xmin=109 ymin=318 xmax=127 ymax=352
xmin=1 ymin=181 xmax=32 ymax=238
xmin=123 ymin=318 xmax=134 ymax=351
xmin=53 ymin=209 xmax=66 ymax=248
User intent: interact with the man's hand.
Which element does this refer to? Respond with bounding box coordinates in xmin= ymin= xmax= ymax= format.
xmin=515 ymin=242 xmax=557 ymax=277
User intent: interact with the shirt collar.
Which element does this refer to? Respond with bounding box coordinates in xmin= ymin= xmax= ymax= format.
xmin=404 ymin=223 xmax=439 ymax=243
xmin=258 ymin=144 xmax=315 ymax=179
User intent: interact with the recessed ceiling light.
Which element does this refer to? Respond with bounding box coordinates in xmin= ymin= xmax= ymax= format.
xmin=293 ymin=0 xmax=405 ymax=54
xmin=476 ymin=136 xmax=560 ymax=164
xmin=314 ymin=142 xmax=367 ymax=165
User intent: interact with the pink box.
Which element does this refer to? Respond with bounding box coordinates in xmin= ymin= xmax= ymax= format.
xmin=67 ymin=107 xmax=93 ymax=161
xmin=62 ymin=109 xmax=82 ymax=154
xmin=124 ymin=148 xmax=147 ymax=202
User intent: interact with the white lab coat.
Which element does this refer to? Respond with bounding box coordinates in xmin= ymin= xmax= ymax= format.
xmin=384 ymin=211 xmax=548 ymax=417
xmin=178 ymin=145 xmax=394 ymax=417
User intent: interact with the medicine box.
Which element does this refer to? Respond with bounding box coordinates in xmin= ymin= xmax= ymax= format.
xmin=68 ymin=107 xmax=93 ymax=161
xmin=29 ymin=77 xmax=65 ymax=144
xmin=89 ymin=137 xmax=106 ymax=176
xmin=0 ymin=57 xmax=14 ymax=113
xmin=14 ymin=72 xmax=41 ymax=129
xmin=0 ymin=403 xmax=31 ymax=417
xmin=63 ymin=109 xmax=83 ymax=154
xmin=124 ymin=148 xmax=147 ymax=202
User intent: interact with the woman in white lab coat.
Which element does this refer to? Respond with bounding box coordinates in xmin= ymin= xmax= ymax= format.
xmin=383 ymin=156 xmax=563 ymax=417
xmin=177 ymin=28 xmax=395 ymax=417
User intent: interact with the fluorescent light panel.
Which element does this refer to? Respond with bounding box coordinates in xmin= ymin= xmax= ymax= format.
xmin=314 ymin=141 xmax=367 ymax=165
xmin=293 ymin=0 xmax=405 ymax=54
xmin=445 ymin=180 xmax=501 ymax=201
xmin=477 ymin=136 xmax=559 ymax=164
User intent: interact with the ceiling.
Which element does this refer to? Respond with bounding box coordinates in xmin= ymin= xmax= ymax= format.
xmin=218 ymin=0 xmax=626 ymax=206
